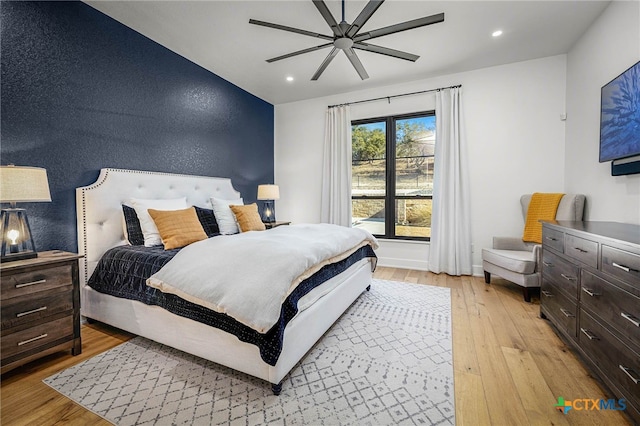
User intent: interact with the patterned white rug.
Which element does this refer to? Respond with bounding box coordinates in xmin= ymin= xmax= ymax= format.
xmin=44 ymin=279 xmax=454 ymax=425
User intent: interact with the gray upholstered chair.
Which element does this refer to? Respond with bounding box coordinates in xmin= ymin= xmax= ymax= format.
xmin=482 ymin=194 xmax=586 ymax=302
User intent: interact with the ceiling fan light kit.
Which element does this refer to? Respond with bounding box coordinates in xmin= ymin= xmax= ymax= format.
xmin=250 ymin=0 xmax=444 ymax=81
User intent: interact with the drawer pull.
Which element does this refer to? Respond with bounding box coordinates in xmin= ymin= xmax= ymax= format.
xmin=621 ymin=312 xmax=640 ymax=327
xmin=16 ymin=306 xmax=47 ymax=318
xmin=546 ymin=237 xmax=558 ymax=241
xmin=543 ymin=261 xmax=554 ymax=267
xmin=612 ymin=262 xmax=639 ymax=273
xmin=17 ymin=333 xmax=48 ymax=346
xmin=574 ymin=247 xmax=588 ymax=253
xmin=619 ymin=365 xmax=640 ymax=385
xmin=541 ymin=290 xmax=553 ymax=297
xmin=581 ymin=287 xmax=601 ymax=297
xmin=561 ymin=274 xmax=577 ymax=282
xmin=560 ymin=308 xmax=575 ymax=318
xmin=580 ymin=328 xmax=599 ymax=340
xmin=15 ymin=279 xmax=47 ymax=289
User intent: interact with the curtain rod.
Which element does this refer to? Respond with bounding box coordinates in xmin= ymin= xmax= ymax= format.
xmin=328 ymin=84 xmax=461 ymax=108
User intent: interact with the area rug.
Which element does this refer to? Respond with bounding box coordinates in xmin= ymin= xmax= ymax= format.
xmin=44 ymin=279 xmax=454 ymax=425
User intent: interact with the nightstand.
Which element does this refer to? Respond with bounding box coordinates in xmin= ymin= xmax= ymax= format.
xmin=1 ymin=250 xmax=82 ymax=374
xmin=264 ymin=221 xmax=291 ymax=229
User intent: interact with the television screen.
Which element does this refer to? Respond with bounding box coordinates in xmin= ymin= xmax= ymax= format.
xmin=599 ymin=60 xmax=640 ymax=162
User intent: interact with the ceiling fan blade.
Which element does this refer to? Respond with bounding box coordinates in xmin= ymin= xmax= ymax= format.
xmin=353 ymin=42 xmax=419 ymax=62
xmin=249 ymin=19 xmax=333 ymax=41
xmin=312 ymin=0 xmax=344 ymax=37
xmin=311 ymin=47 xmax=340 ymax=81
xmin=345 ymin=0 xmax=384 ymax=38
xmin=353 ymin=12 xmax=444 ymax=42
xmin=266 ymin=43 xmax=333 ymax=63
xmin=344 ymin=48 xmax=369 ymax=80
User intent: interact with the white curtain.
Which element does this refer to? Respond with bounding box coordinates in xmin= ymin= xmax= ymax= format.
xmin=429 ymin=87 xmax=473 ymax=275
xmin=321 ymin=105 xmax=352 ymax=227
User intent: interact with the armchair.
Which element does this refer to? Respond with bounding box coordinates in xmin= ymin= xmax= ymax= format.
xmin=482 ymin=194 xmax=585 ymax=302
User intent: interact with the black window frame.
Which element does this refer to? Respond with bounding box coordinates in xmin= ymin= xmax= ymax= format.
xmin=352 ymin=110 xmax=435 ymax=241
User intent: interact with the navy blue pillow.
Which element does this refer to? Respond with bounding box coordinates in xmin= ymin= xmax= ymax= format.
xmin=122 ymin=204 xmax=219 ymax=245
xmin=122 ymin=205 xmax=145 ymax=246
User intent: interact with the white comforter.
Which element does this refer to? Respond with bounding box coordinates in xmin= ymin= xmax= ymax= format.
xmin=147 ymin=223 xmax=378 ymax=333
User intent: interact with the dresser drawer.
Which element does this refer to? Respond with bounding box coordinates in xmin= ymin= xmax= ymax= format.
xmin=1 ymin=287 xmax=73 ymax=330
xmin=541 ymin=279 xmax=577 ymax=338
xmin=542 ymin=250 xmax=579 ymax=300
xmin=579 ymin=310 xmax=640 ymax=410
xmin=542 ymin=227 xmax=564 ymax=253
xmin=564 ymin=234 xmax=598 ymax=268
xmin=1 ymin=316 xmax=74 ymax=360
xmin=602 ymin=245 xmax=640 ymax=285
xmin=1 ymin=265 xmax=73 ymax=301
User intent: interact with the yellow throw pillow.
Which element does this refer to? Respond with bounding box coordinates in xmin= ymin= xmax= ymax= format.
xmin=148 ymin=207 xmax=208 ymax=250
xmin=230 ymin=204 xmax=266 ymax=232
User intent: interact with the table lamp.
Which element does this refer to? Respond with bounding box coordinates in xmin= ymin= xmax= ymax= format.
xmin=257 ymin=184 xmax=280 ymax=223
xmin=0 ymin=165 xmax=52 ymax=262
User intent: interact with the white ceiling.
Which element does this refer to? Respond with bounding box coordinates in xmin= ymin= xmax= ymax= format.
xmin=85 ymin=0 xmax=610 ymax=105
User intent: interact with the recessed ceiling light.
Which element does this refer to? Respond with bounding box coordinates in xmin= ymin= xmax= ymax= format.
xmin=286 ymin=76 xmax=294 ymax=82
xmin=492 ymin=30 xmax=503 ymax=37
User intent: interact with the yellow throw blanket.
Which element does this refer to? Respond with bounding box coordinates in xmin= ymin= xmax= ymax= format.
xmin=522 ymin=193 xmax=564 ymax=243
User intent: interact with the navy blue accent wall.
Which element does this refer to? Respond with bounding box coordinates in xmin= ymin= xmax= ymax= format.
xmin=1 ymin=1 xmax=274 ymax=253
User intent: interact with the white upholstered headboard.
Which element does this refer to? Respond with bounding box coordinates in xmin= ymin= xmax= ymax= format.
xmin=76 ymin=168 xmax=241 ymax=285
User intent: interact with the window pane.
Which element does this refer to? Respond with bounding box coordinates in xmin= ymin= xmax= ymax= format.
xmin=352 ymin=199 xmax=385 ymax=236
xmin=352 ymin=122 xmax=386 ymax=197
xmin=395 ymin=198 xmax=432 ymax=238
xmin=395 ymin=116 xmax=435 ymax=196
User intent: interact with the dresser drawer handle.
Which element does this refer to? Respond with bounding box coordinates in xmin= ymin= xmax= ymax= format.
xmin=619 ymin=365 xmax=640 ymax=385
xmin=561 ymin=274 xmax=577 ymax=282
xmin=581 ymin=287 xmax=601 ymax=297
xmin=574 ymin=247 xmax=588 ymax=253
xmin=15 ymin=279 xmax=47 ymax=289
xmin=543 ymin=261 xmax=553 ymax=267
xmin=541 ymin=290 xmax=553 ymax=297
xmin=17 ymin=333 xmax=48 ymax=346
xmin=16 ymin=306 xmax=47 ymax=318
xmin=560 ymin=308 xmax=575 ymax=318
xmin=580 ymin=328 xmax=599 ymax=340
xmin=621 ymin=312 xmax=640 ymax=327
xmin=612 ymin=262 xmax=639 ymax=273
xmin=546 ymin=237 xmax=558 ymax=241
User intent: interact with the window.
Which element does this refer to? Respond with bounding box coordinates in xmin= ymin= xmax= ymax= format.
xmin=352 ymin=111 xmax=435 ymax=240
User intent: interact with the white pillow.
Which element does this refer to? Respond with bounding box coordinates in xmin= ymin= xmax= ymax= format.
xmin=211 ymin=197 xmax=244 ymax=235
xmin=130 ymin=197 xmax=188 ymax=246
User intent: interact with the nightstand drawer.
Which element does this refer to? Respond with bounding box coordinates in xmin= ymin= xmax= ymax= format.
xmin=1 ymin=287 xmax=73 ymax=329
xmin=565 ymin=234 xmax=598 ymax=268
xmin=1 ymin=264 xmax=73 ymax=301
xmin=542 ymin=250 xmax=579 ymax=299
xmin=1 ymin=316 xmax=74 ymax=360
xmin=602 ymin=245 xmax=640 ymax=284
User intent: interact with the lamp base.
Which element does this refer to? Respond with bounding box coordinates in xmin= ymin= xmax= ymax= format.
xmin=1 ymin=251 xmax=37 ymax=263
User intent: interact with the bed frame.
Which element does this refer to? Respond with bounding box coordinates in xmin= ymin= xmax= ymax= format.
xmin=76 ymin=168 xmax=373 ymax=393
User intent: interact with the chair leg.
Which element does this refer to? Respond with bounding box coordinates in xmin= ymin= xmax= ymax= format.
xmin=484 ymin=271 xmax=491 ymax=284
xmin=523 ymin=287 xmax=531 ymax=303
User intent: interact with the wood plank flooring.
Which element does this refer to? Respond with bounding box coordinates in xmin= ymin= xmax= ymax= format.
xmin=1 ymin=267 xmax=631 ymax=425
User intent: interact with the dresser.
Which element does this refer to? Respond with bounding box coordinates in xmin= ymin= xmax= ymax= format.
xmin=540 ymin=221 xmax=640 ymax=422
xmin=1 ymin=251 xmax=82 ymax=374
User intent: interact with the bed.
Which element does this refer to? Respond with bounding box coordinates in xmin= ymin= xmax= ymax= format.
xmin=76 ymin=168 xmax=377 ymax=394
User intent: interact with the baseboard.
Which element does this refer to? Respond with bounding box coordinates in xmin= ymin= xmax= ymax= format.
xmin=377 ymin=257 xmax=485 ymax=277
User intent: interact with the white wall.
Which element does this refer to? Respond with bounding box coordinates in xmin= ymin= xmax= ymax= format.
xmin=565 ymin=0 xmax=640 ymax=224
xmin=275 ymin=55 xmax=567 ymax=274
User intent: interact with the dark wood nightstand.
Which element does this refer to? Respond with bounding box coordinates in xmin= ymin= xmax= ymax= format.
xmin=1 ymin=250 xmax=82 ymax=374
xmin=263 ymin=221 xmax=291 ymax=229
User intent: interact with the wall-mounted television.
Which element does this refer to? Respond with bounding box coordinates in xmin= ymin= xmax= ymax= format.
xmin=599 ymin=60 xmax=640 ymax=175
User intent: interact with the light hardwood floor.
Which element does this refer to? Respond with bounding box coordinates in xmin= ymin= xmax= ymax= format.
xmin=1 ymin=267 xmax=631 ymax=425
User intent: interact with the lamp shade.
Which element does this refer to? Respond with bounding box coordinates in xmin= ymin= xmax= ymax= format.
xmin=0 ymin=165 xmax=51 ymax=203
xmin=257 ymin=184 xmax=280 ymax=200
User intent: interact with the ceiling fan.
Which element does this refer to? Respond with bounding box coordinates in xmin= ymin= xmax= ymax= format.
xmin=249 ymin=0 xmax=444 ymax=81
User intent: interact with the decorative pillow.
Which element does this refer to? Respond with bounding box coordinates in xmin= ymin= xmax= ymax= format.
xmin=230 ymin=203 xmax=266 ymax=232
xmin=130 ymin=197 xmax=189 ymax=246
xmin=148 ymin=207 xmax=208 ymax=250
xmin=211 ymin=197 xmax=244 ymax=235
xmin=194 ymin=206 xmax=219 ymax=237
xmin=122 ymin=204 xmax=145 ymax=245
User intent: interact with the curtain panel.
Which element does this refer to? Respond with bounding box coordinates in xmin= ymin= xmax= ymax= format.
xmin=321 ymin=105 xmax=352 ymax=227
xmin=429 ymin=87 xmax=473 ymax=275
